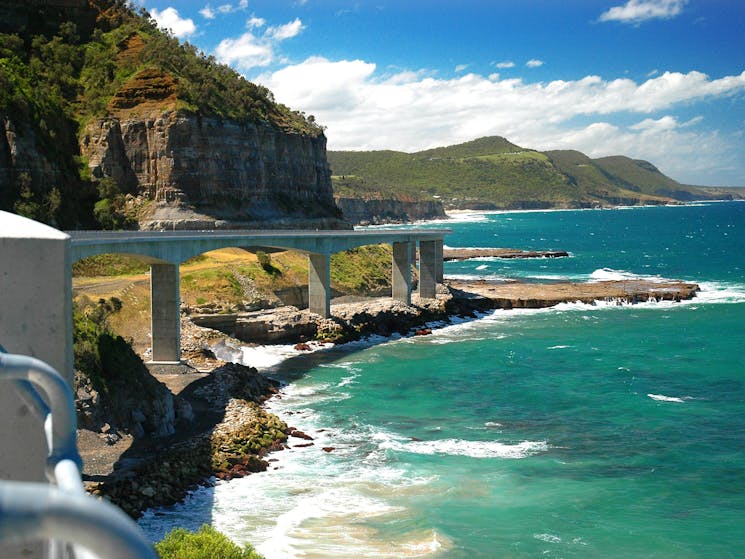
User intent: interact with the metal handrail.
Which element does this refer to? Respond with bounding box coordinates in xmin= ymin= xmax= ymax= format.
xmin=0 ymin=351 xmax=157 ymax=559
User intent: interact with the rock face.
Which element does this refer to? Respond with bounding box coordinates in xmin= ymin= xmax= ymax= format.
xmin=335 ymin=196 xmax=446 ymax=225
xmin=81 ymin=111 xmax=345 ymax=229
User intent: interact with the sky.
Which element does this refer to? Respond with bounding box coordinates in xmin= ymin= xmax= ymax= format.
xmin=141 ymin=0 xmax=745 ymax=186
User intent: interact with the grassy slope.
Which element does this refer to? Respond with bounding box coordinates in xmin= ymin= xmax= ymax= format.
xmin=73 ymin=247 xmax=395 ymax=347
xmin=329 ymin=136 xmax=708 ymax=209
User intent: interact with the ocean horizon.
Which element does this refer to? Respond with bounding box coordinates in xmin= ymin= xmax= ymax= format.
xmin=140 ymin=201 xmax=745 ymax=558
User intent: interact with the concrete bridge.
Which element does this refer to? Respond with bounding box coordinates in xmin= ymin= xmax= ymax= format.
xmin=0 ymin=211 xmax=449 ymax=556
xmin=1 ymin=210 xmax=449 ymax=378
xmin=68 ymin=228 xmax=448 ymax=364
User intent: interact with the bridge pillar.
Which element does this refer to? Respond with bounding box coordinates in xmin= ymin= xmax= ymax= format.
xmin=150 ymin=263 xmax=181 ymax=363
xmin=418 ymin=239 xmax=440 ymax=299
xmin=392 ymin=241 xmax=412 ymax=304
xmin=308 ymin=253 xmax=331 ymax=318
xmin=435 ymin=239 xmax=444 ymax=283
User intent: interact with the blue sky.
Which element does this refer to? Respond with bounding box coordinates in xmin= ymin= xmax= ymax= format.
xmin=142 ymin=0 xmax=745 ymax=186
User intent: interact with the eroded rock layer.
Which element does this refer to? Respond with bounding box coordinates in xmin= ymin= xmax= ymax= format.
xmin=81 ymin=112 xmax=344 ymax=229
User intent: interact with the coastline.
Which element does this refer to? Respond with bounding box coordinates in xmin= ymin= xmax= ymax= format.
xmin=81 ymin=275 xmax=700 ymax=518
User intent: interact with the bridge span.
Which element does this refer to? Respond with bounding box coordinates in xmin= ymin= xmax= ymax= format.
xmin=68 ymin=228 xmax=449 ymax=364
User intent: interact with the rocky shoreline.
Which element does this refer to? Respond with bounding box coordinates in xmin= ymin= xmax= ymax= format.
xmin=443 ymin=247 xmax=570 ymax=261
xmin=81 ymin=276 xmax=700 ymax=518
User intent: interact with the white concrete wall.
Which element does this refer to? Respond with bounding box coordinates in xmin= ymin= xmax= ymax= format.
xmin=0 ymin=211 xmax=73 ymax=558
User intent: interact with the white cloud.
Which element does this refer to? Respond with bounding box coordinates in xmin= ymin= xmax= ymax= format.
xmin=199 ymin=5 xmax=215 ymax=19
xmin=455 ymin=64 xmax=469 ymax=73
xmin=215 ymin=32 xmax=272 ymax=70
xmin=257 ymin=58 xmax=745 ymax=184
xmin=215 ymin=18 xmax=305 ymax=71
xmin=600 ymin=0 xmax=687 ymax=24
xmin=526 ymin=59 xmax=544 ymax=68
xmin=150 ymin=7 xmax=196 ymax=38
xmin=495 ymin=61 xmax=515 ymax=69
xmin=218 ymin=3 xmax=233 ymax=14
xmin=267 ymin=18 xmax=304 ymax=40
xmin=240 ymin=0 xmax=248 ymax=7
xmin=247 ymin=16 xmax=266 ymax=28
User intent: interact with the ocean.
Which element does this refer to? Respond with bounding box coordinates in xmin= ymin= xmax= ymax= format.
xmin=139 ymin=201 xmax=745 ymax=558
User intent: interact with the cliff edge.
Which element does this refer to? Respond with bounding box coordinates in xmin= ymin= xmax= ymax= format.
xmin=0 ymin=0 xmax=346 ymax=230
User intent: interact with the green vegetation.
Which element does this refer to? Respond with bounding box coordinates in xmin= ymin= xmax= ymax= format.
xmin=331 ymin=245 xmax=394 ymax=294
xmin=156 ymin=523 xmax=264 ymax=559
xmin=73 ymin=296 xmax=167 ymax=428
xmin=1 ymin=1 xmax=322 ymax=228
xmin=329 ymin=136 xmax=710 ymax=209
xmin=255 ymin=250 xmax=280 ymax=276
xmin=73 ymin=254 xmax=150 ymax=276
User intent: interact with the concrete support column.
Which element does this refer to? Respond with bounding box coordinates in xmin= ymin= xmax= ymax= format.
xmin=434 ymin=239 xmax=444 ymax=283
xmin=150 ymin=263 xmax=180 ymax=363
xmin=0 ymin=212 xmax=73 ymax=558
xmin=419 ymin=240 xmax=438 ymax=299
xmin=392 ymin=241 xmax=412 ymax=304
xmin=308 ymin=253 xmax=331 ymax=318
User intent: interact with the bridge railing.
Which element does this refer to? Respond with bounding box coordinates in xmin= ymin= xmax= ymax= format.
xmin=0 ymin=350 xmax=157 ymax=559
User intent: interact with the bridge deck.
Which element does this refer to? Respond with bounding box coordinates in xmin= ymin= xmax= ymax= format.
xmin=67 ymin=228 xmax=451 ymax=264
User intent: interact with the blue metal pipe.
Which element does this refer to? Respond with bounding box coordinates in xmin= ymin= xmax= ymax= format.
xmin=0 ymin=481 xmax=157 ymax=559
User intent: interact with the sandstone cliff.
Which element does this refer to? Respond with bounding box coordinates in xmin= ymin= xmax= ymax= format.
xmin=334 ymin=196 xmax=446 ymax=225
xmin=82 ymin=111 xmax=343 ymax=229
xmin=1 ymin=1 xmax=348 ymax=230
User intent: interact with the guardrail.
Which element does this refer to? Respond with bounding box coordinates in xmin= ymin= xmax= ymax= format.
xmin=0 ymin=351 xmax=157 ymax=559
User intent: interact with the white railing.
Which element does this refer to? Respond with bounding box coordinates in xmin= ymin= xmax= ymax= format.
xmin=0 ymin=351 xmax=157 ymax=559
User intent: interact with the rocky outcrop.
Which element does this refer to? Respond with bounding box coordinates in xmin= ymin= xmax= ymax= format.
xmin=335 ymin=196 xmax=446 ymax=225
xmin=81 ymin=111 xmax=347 ymax=229
xmin=443 ymin=248 xmax=570 ymax=261
xmin=447 ymin=278 xmax=700 ymax=308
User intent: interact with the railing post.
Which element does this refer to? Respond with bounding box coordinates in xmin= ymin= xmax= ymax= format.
xmin=308 ymin=253 xmax=331 ymax=318
xmin=150 ymin=262 xmax=181 ymax=363
xmin=392 ymin=241 xmax=412 ymax=304
xmin=0 ymin=212 xmax=73 ymax=559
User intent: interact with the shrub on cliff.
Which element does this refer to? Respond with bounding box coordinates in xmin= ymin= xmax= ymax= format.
xmin=73 ymin=297 xmax=177 ymax=436
xmin=155 ymin=525 xmax=264 ymax=559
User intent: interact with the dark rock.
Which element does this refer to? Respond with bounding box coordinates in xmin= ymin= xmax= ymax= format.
xmin=289 ymin=429 xmax=314 ymax=441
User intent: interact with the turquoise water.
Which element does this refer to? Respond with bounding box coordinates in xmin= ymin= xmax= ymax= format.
xmin=140 ymin=202 xmax=745 ymax=558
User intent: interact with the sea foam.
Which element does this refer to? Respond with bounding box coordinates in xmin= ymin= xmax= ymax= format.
xmin=377 ymin=436 xmax=548 ymax=459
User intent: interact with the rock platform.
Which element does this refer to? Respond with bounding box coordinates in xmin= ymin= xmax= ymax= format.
xmin=443 ymin=247 xmax=569 ymax=261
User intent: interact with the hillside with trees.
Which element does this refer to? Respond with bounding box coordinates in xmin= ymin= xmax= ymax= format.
xmin=329 ymin=137 xmax=739 ymax=210
xmin=0 ymin=0 xmax=326 ymax=229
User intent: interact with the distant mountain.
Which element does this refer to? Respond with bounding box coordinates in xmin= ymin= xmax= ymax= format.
xmin=329 ymin=137 xmax=731 ymax=210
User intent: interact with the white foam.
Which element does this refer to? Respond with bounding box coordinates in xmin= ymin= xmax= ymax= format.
xmin=647 ymin=393 xmax=686 ymax=403
xmin=443 ymin=211 xmax=492 ymax=223
xmin=695 ymin=281 xmax=745 ymax=304
xmin=211 ymin=341 xmax=334 ymax=372
xmin=475 ymin=264 xmax=489 ymax=270
xmin=534 ymin=533 xmax=562 ymax=544
xmin=378 ymin=436 xmax=548 ymax=459
xmin=589 ymin=268 xmax=659 ymax=282
xmin=444 ymin=273 xmax=511 ymax=282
